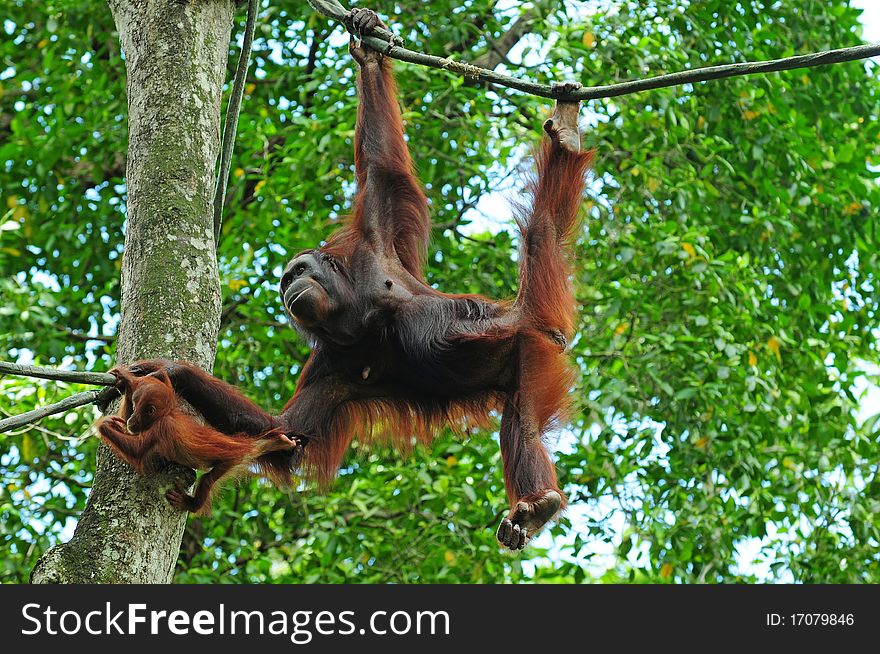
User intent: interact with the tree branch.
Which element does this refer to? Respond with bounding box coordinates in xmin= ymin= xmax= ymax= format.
xmin=58 ymin=327 xmax=115 ymax=345
xmin=307 ymin=0 xmax=402 ymax=47
xmin=0 ymin=362 xmax=120 ymax=434
xmin=471 ymin=6 xmax=537 ymax=70
xmin=0 ymin=362 xmax=116 ymax=386
xmin=442 ymin=0 xmax=500 ymax=54
xmin=0 ymin=386 xmax=117 ymax=434
xmin=306 ymin=0 xmax=880 ymax=100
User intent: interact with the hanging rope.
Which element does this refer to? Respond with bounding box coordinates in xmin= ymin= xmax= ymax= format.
xmin=306 ymin=0 xmax=880 ymax=100
xmin=213 ymin=0 xmax=259 ymax=241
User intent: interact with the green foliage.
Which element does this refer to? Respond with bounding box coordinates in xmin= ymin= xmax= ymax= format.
xmin=1 ymin=0 xmax=879 ymax=583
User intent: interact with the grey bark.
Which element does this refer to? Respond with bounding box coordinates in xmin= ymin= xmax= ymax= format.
xmin=31 ymin=0 xmax=236 ymax=584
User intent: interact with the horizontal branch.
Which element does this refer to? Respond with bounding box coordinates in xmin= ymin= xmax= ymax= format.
xmin=307 ymin=0 xmax=880 ymax=100
xmin=0 ymin=361 xmax=116 ymax=386
xmin=0 ymin=386 xmax=118 ymax=434
xmin=570 ymin=43 xmax=880 ymax=100
xmin=307 ymin=0 xmax=402 ymax=47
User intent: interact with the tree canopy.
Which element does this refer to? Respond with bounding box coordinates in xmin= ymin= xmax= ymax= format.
xmin=1 ymin=0 xmax=879 ymax=583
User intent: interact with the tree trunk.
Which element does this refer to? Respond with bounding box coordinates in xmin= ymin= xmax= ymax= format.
xmin=31 ymin=0 xmax=235 ymax=584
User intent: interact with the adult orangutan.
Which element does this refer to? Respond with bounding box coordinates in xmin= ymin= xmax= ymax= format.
xmin=113 ymin=8 xmax=593 ymax=550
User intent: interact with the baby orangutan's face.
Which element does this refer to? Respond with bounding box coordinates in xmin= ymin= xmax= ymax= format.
xmin=127 ymin=378 xmax=174 ymax=432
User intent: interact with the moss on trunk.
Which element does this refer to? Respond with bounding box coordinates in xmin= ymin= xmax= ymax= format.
xmin=31 ymin=0 xmax=236 ymax=584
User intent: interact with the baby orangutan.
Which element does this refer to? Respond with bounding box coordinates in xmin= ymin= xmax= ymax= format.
xmin=96 ymin=367 xmax=300 ymax=513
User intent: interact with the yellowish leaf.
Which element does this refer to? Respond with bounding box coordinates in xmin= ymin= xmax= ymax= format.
xmin=582 ymin=31 xmax=595 ymax=47
xmin=446 ymin=455 xmax=457 ymax=467
xmin=228 ymin=279 xmax=247 ymax=291
xmin=767 ymin=336 xmax=781 ymax=362
xmin=843 ymin=202 xmax=862 ymax=216
xmin=660 ymin=563 xmax=674 ymax=578
xmin=614 ymin=322 xmax=629 ymax=337
xmin=234 ymin=167 xmax=245 ymax=178
xmin=245 ymin=83 xmax=256 ymax=95
xmin=748 ymin=351 xmax=757 ymax=366
xmin=696 ymin=115 xmax=706 ymax=130
xmin=2 ymin=247 xmax=21 ymax=257
xmin=253 ymin=179 xmax=267 ymax=194
xmin=695 ymin=437 xmax=709 ymax=449
xmin=742 ymin=109 xmax=760 ymax=121
xmin=444 ymin=550 xmax=456 ymax=565
xmin=37 ymin=39 xmax=49 ymax=49
xmin=681 ymin=242 xmax=696 ymax=258
xmin=6 ymin=195 xmax=17 ymax=210
xmin=22 ymin=433 xmax=36 ymax=461
xmin=647 ymin=178 xmax=660 ymax=193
